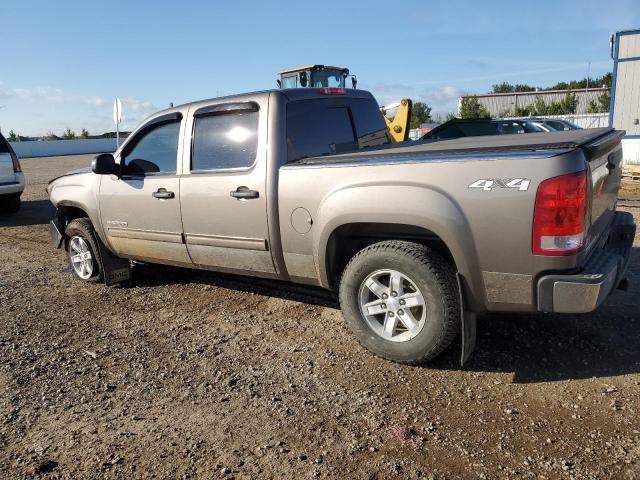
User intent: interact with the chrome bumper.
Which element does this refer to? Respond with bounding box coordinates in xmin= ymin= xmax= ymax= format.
xmin=537 ymin=211 xmax=635 ymax=313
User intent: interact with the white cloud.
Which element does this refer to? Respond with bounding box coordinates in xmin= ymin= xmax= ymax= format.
xmin=371 ymin=83 xmax=464 ymax=119
xmin=0 ymin=83 xmax=158 ymax=136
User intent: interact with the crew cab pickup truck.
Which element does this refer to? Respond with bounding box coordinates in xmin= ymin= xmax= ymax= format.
xmin=47 ymin=88 xmax=635 ymax=364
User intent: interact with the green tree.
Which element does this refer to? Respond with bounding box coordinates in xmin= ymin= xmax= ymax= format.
xmin=514 ymin=84 xmax=537 ymax=92
xmin=559 ymin=93 xmax=578 ymax=114
xmin=80 ymin=128 xmax=89 ymax=139
xmin=7 ymin=130 xmax=17 ymax=142
xmin=492 ymin=82 xmax=537 ymax=93
xmin=459 ymin=97 xmax=491 ymax=119
xmin=44 ymin=132 xmax=59 ymax=141
xmin=586 ymin=92 xmax=611 ymax=114
xmin=410 ymin=102 xmax=433 ymax=129
xmin=492 ymin=82 xmax=515 ymax=93
xmin=513 ymin=105 xmax=534 ymax=117
xmin=586 ymin=100 xmax=600 ymax=114
xmin=62 ymin=128 xmax=76 ymax=140
xmin=598 ymin=91 xmax=611 ymax=112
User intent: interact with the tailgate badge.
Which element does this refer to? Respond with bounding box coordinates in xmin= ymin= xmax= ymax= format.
xmin=469 ymin=178 xmax=530 ymax=192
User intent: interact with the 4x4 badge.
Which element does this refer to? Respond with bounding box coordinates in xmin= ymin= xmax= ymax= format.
xmin=468 ymin=178 xmax=531 ymax=191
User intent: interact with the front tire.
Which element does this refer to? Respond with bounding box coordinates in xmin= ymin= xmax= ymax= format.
xmin=339 ymin=240 xmax=460 ymax=364
xmin=65 ymin=218 xmax=103 ymax=283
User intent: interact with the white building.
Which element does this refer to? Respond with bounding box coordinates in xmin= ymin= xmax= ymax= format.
xmin=459 ymin=88 xmax=609 ymax=118
xmin=611 ymin=29 xmax=640 ymax=165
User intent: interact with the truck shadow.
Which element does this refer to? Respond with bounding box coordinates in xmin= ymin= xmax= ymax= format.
xmin=432 ymin=246 xmax=640 ymax=383
xmin=132 ymin=247 xmax=639 ymax=384
xmin=133 ymin=263 xmax=340 ymax=309
xmin=0 ymin=200 xmax=54 ymax=227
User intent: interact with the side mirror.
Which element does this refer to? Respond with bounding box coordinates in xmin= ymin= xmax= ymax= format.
xmin=92 ymin=153 xmax=116 ymax=175
xmin=351 ymin=76 xmax=358 ymax=89
xmin=276 ymin=79 xmax=282 ymax=88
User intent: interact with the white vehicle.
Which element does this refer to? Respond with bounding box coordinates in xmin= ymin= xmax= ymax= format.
xmin=0 ymin=133 xmax=24 ymax=213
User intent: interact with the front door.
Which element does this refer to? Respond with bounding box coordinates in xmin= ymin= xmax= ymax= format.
xmin=99 ymin=113 xmax=190 ymax=265
xmin=179 ymin=100 xmax=275 ymax=275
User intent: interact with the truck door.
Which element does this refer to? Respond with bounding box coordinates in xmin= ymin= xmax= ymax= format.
xmin=179 ymin=99 xmax=276 ymax=275
xmin=98 ymin=112 xmax=190 ymax=265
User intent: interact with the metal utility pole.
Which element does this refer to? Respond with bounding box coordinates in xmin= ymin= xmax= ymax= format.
xmin=113 ymin=98 xmax=122 ymax=149
xmin=586 ymin=62 xmax=591 ymax=92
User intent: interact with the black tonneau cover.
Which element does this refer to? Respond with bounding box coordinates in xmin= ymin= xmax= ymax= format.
xmin=291 ymin=127 xmax=623 ymax=166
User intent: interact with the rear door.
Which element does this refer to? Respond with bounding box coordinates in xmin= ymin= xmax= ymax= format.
xmin=179 ymin=98 xmax=275 ymax=275
xmin=0 ymin=136 xmax=16 ymax=185
xmin=98 ymin=112 xmax=190 ymax=265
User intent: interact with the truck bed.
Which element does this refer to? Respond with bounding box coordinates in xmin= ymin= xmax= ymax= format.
xmin=289 ymin=127 xmax=623 ymax=166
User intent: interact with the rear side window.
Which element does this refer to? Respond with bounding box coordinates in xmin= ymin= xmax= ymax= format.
xmin=286 ymin=98 xmax=389 ymax=162
xmin=192 ymin=109 xmax=259 ymax=171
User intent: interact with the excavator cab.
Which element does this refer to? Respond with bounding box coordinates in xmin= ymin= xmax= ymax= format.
xmin=277 ymin=65 xmax=357 ymax=89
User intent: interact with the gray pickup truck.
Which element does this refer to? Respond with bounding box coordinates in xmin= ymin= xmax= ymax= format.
xmin=47 ymin=87 xmax=635 ymax=364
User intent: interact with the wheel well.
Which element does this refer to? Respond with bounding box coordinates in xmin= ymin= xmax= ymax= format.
xmin=325 ymin=223 xmax=456 ymax=290
xmin=55 ymin=205 xmax=89 ymax=232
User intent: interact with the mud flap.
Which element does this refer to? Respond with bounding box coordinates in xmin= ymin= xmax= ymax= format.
xmin=457 ymin=273 xmax=477 ymax=366
xmin=94 ymin=236 xmax=131 ymax=286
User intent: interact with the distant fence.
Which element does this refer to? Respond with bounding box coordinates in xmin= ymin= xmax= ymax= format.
xmin=9 ymin=138 xmax=119 ymax=158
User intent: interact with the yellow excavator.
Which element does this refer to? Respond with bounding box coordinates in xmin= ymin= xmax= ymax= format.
xmin=277 ymin=65 xmax=412 ymax=142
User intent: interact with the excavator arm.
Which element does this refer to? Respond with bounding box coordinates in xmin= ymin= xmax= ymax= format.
xmin=381 ymin=98 xmax=413 ymax=142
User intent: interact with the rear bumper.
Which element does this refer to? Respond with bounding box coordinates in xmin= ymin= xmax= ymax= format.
xmin=0 ymin=172 xmax=25 ymax=196
xmin=537 ymin=211 xmax=635 ymax=313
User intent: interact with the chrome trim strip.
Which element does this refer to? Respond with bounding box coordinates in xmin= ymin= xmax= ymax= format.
xmin=107 ymin=227 xmax=183 ymax=243
xmin=185 ymin=233 xmax=268 ymax=251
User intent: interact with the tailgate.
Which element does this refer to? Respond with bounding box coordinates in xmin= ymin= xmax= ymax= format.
xmin=581 ymin=130 xmax=625 ymax=251
xmin=0 ymin=153 xmax=16 ymax=184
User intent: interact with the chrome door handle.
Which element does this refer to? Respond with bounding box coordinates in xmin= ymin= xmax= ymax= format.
xmin=230 ymin=187 xmax=259 ymax=199
xmin=152 ymin=188 xmax=175 ymax=199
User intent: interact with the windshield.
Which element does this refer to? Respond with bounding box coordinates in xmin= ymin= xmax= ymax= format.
xmin=311 ymin=70 xmax=345 ymax=88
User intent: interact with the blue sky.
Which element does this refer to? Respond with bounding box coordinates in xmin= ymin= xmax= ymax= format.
xmin=1 ymin=0 xmax=638 ymax=136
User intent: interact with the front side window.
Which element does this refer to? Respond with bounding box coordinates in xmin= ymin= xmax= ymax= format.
xmin=122 ymin=121 xmax=180 ymax=175
xmin=192 ymin=109 xmax=259 ymax=171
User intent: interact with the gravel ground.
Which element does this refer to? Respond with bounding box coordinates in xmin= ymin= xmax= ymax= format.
xmin=1 ymin=155 xmax=639 ymax=479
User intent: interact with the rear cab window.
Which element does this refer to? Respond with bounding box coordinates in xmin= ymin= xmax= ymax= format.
xmin=285 ymin=98 xmax=390 ymax=162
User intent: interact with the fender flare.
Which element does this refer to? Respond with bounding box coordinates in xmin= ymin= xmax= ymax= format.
xmin=314 ymin=182 xmax=486 ymax=311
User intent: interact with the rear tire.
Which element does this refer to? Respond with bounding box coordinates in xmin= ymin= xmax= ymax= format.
xmin=0 ymin=195 xmax=21 ymax=214
xmin=339 ymin=240 xmax=460 ymax=364
xmin=65 ymin=218 xmax=103 ymax=283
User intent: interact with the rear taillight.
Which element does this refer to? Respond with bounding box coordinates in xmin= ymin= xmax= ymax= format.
xmin=319 ymin=87 xmax=345 ymax=95
xmin=9 ymin=148 xmax=21 ymax=172
xmin=532 ymin=171 xmax=587 ymax=256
